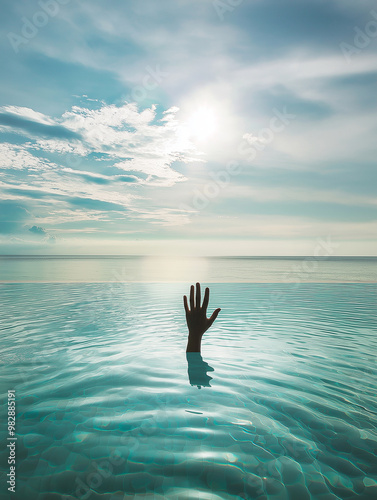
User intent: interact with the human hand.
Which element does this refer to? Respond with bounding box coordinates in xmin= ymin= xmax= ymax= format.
xmin=184 ymin=283 xmax=221 ymax=352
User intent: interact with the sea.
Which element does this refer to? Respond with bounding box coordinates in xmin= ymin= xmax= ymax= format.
xmin=0 ymin=256 xmax=376 ymax=499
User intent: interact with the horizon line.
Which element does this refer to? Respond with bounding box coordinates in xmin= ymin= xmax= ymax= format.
xmin=1 ymin=254 xmax=377 ymax=259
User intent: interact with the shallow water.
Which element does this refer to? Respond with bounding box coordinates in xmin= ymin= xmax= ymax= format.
xmin=1 ymin=282 xmax=377 ymax=499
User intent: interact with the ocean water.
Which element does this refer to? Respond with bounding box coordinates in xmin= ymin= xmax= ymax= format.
xmin=1 ymin=256 xmax=377 ymax=283
xmin=1 ymin=258 xmax=377 ymax=499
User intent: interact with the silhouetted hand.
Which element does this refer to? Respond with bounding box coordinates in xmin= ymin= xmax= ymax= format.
xmin=184 ymin=283 xmax=221 ymax=352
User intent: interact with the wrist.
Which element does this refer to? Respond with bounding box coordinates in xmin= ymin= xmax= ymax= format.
xmin=186 ymin=334 xmax=202 ymax=352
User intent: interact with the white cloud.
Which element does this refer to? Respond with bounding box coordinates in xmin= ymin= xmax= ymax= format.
xmin=242 ymin=133 xmax=270 ymax=146
xmin=0 ymin=106 xmax=54 ymax=125
xmin=27 ymin=139 xmax=87 ymax=156
xmin=1 ymin=102 xmax=201 ymax=180
xmin=129 ymin=207 xmax=192 ymax=226
xmin=0 ymin=102 xmax=205 ymax=228
xmin=0 ymin=173 xmax=136 ymax=209
xmin=1 ymin=0 xmax=377 ymax=247
xmin=0 ymin=143 xmax=57 ymax=171
xmin=32 ymin=209 xmax=112 ymax=225
xmin=215 ymin=184 xmax=377 ymax=207
xmin=170 ymin=213 xmax=377 ymax=240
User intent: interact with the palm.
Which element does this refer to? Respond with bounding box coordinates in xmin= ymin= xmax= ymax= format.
xmin=184 ymin=283 xmax=221 ymax=337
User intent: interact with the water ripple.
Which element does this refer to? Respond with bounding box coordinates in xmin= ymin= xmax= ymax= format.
xmin=0 ymin=283 xmax=376 ymax=499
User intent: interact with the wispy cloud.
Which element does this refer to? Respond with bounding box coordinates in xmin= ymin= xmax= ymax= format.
xmin=1 ymin=0 xmax=377 ymax=254
xmin=0 ymin=100 xmax=204 ymax=241
xmin=1 ymin=102 xmax=200 ymax=178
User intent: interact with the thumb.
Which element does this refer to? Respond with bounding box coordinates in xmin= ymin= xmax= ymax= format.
xmin=208 ymin=308 xmax=221 ymax=327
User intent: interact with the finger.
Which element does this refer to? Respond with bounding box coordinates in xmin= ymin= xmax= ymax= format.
xmin=202 ymin=287 xmax=209 ymax=311
xmin=208 ymin=308 xmax=221 ymax=327
xmin=196 ymin=282 xmax=201 ymax=308
xmin=190 ymin=284 xmax=195 ymax=309
xmin=183 ymin=295 xmax=189 ymax=314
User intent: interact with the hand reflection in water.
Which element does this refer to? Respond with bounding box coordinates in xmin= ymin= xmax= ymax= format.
xmin=186 ymin=352 xmax=215 ymax=389
xmin=184 ymin=283 xmax=220 ymax=388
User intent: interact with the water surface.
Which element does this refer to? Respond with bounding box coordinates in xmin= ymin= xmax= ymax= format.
xmin=1 ymin=281 xmax=376 ymax=499
xmin=1 ymin=256 xmax=377 ymax=282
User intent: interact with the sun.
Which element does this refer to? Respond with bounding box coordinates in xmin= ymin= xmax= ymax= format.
xmin=185 ymin=106 xmax=217 ymax=141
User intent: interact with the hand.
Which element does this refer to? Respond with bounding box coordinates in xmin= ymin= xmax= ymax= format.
xmin=184 ymin=283 xmax=221 ymax=352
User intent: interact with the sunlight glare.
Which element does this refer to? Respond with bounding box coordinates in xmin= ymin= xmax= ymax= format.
xmin=185 ymin=106 xmax=217 ymax=141
xmin=141 ymin=256 xmax=208 ymax=282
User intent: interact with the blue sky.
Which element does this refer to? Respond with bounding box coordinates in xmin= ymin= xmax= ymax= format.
xmin=1 ymin=0 xmax=377 ymax=255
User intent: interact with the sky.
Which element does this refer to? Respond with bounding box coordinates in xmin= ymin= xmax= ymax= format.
xmin=0 ymin=0 xmax=377 ymax=256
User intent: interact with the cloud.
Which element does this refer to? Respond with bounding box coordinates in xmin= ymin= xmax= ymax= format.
xmin=242 ymin=133 xmax=270 ymax=147
xmin=0 ymin=173 xmax=136 ymax=209
xmin=28 ymin=225 xmax=56 ymax=243
xmin=28 ymin=225 xmax=47 ymax=236
xmin=0 ymin=100 xmax=208 ymax=233
xmin=213 ymin=184 xmax=377 ymax=208
xmin=164 ymin=212 xmax=377 ymax=241
xmin=0 ymin=202 xmax=30 ymax=234
xmin=129 ymin=207 xmax=192 ymax=226
xmin=61 ymin=167 xmax=141 ymax=185
xmin=0 ymin=102 xmax=200 ymax=181
xmin=0 ymin=142 xmax=57 ymax=171
xmin=1 ymin=0 xmax=377 ymax=252
xmin=29 ymin=209 xmax=112 ymax=226
xmin=0 ymin=101 xmax=204 ymax=232
xmin=67 ymin=197 xmax=129 ymax=211
xmin=0 ymin=110 xmax=81 ymax=140
xmin=0 ymin=201 xmax=57 ymax=245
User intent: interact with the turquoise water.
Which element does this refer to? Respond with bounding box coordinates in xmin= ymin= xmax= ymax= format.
xmin=1 ymin=276 xmax=377 ymax=497
xmin=1 ymin=256 xmax=377 ymax=283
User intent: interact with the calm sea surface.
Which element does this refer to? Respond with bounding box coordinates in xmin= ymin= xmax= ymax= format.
xmin=0 ymin=256 xmax=377 ymax=282
xmin=0 ymin=258 xmax=376 ymax=499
